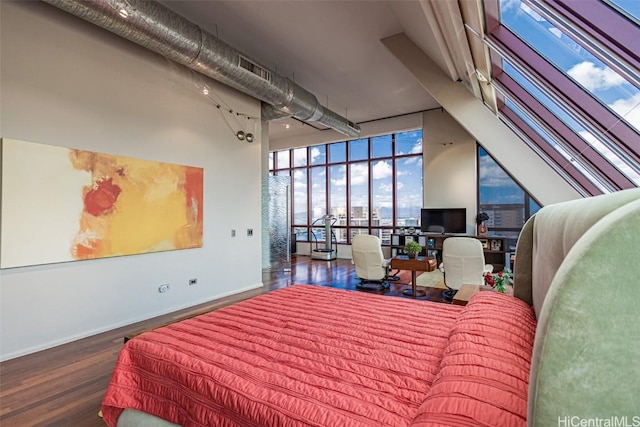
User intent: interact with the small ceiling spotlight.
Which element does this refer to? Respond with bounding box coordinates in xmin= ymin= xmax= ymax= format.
xmin=245 ymin=133 xmax=254 ymax=143
xmin=201 ymin=86 xmax=209 ymax=95
xmin=284 ymin=123 xmax=291 ymax=129
xmin=236 ymin=130 xmax=246 ymax=141
xmin=118 ymin=8 xmax=129 ymax=18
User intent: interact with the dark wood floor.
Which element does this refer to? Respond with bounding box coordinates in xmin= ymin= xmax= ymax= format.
xmin=0 ymin=256 xmax=446 ymax=426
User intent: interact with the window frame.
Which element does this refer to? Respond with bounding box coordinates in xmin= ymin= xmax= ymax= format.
xmin=270 ymin=130 xmax=423 ymax=245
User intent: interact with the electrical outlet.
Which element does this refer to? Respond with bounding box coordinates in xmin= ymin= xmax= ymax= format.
xmin=189 ymin=278 xmax=197 ymax=286
xmin=247 ymin=228 xmax=253 ymax=237
xmin=231 ymin=229 xmax=236 ymax=237
xmin=158 ymin=284 xmax=170 ymax=293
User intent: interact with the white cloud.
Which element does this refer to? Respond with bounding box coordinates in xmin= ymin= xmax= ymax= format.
xmin=567 ymin=61 xmax=625 ymax=92
xmin=310 ymin=147 xmax=322 ymax=164
xmin=293 ymin=170 xmax=307 ymax=189
xmin=501 ymin=0 xmax=520 ymax=13
xmin=378 ymin=182 xmax=393 ymax=193
xmin=372 ymin=161 xmax=392 ymax=180
xmin=548 ymin=28 xmax=562 ymax=38
xmin=349 ymin=163 xmax=368 ymax=186
xmin=520 ymin=3 xmax=543 ymax=21
xmin=330 ymin=166 xmax=347 ymax=186
xmin=479 ymin=155 xmax=513 ymax=187
xmin=609 ymin=92 xmax=640 ymax=131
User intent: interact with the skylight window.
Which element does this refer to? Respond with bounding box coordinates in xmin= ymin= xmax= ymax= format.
xmin=503 ymin=62 xmax=640 ymax=185
xmin=500 ymin=0 xmax=640 ymax=135
xmin=504 ymin=98 xmax=610 ymax=193
xmin=483 ymin=0 xmax=640 ymax=194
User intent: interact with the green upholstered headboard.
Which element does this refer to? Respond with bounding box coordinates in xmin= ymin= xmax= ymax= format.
xmin=513 ymin=188 xmax=640 ymax=317
xmin=511 ymin=189 xmax=640 ymax=425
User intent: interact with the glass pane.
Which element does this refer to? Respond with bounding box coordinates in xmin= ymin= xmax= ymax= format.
xmin=395 ymin=157 xmax=422 ymax=228
xmin=395 ymin=130 xmax=423 ymax=156
xmin=332 ymin=226 xmax=347 ymax=244
xmin=268 ymin=152 xmax=274 ymax=171
xmin=276 ymin=150 xmax=290 ymax=169
xmin=310 ymin=227 xmax=325 ymax=244
xmin=329 ymin=141 xmax=346 ymax=163
xmin=370 ymin=228 xmax=391 ymax=245
xmin=292 ymin=148 xmax=307 ymax=167
xmin=504 ymin=62 xmax=640 ymax=185
xmin=329 ymin=165 xmax=347 ymax=228
xmin=349 ymin=138 xmax=368 ymax=161
xmin=309 ymin=145 xmax=326 ymax=165
xmin=293 ymin=226 xmax=308 ymax=242
xmin=371 ymin=135 xmax=392 ymax=158
xmin=350 ymin=228 xmax=370 ymax=243
xmin=275 ymin=169 xmax=290 ymax=177
xmin=606 ymin=0 xmax=640 ymax=24
xmin=371 ymin=159 xmax=393 ymax=228
xmin=529 ymin=197 xmax=542 ymax=215
xmin=478 ymin=147 xmax=525 ymax=229
xmin=292 ymin=169 xmax=307 ymax=225
xmin=504 ymin=98 xmax=609 ymax=192
xmin=500 ymin=0 xmax=640 ymax=134
xmin=350 ymin=162 xmax=369 ymax=226
xmin=310 ymin=166 xmax=327 ymax=220
xmin=478 ymin=146 xmax=543 ymax=255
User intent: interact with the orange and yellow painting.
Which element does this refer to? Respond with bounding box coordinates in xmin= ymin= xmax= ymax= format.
xmin=0 ymin=139 xmax=203 ymax=268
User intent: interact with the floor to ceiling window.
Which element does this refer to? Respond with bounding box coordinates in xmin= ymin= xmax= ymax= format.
xmin=478 ymin=146 xmax=540 ymax=253
xmin=270 ymin=130 xmax=423 ymax=246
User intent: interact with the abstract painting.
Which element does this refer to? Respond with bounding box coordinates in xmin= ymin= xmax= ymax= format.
xmin=1 ymin=138 xmax=203 ymax=268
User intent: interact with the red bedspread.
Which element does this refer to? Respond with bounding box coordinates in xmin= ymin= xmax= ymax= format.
xmin=412 ymin=292 xmax=537 ymax=427
xmin=101 ymin=285 xmax=463 ymax=426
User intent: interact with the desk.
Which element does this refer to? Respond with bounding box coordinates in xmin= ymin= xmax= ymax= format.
xmin=390 ymin=255 xmax=437 ymax=298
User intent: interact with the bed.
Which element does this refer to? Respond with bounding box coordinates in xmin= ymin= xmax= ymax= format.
xmin=102 ymin=285 xmax=535 ymax=426
xmin=102 ymin=188 xmax=640 ymax=426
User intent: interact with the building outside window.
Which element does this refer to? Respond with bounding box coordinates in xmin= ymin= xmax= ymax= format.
xmin=271 ymin=130 xmax=423 ymax=246
xmin=478 ymin=146 xmax=541 ymax=254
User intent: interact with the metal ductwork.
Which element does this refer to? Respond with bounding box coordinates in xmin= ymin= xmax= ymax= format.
xmin=43 ymin=0 xmax=361 ymax=137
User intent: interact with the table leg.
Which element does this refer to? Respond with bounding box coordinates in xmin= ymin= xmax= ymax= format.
xmin=402 ymin=270 xmax=426 ymax=298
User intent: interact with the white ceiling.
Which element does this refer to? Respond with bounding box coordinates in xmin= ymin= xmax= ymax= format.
xmin=160 ymin=1 xmax=453 ymax=141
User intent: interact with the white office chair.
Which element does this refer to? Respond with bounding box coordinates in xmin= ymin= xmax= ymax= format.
xmin=351 ymin=234 xmax=393 ymax=291
xmin=440 ymin=237 xmax=493 ymax=300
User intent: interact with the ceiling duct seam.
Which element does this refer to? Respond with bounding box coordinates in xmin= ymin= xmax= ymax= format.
xmin=43 ymin=0 xmax=360 ymax=137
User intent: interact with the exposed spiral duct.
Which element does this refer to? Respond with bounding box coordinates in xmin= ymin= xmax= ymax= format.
xmin=43 ymin=0 xmax=361 ymax=137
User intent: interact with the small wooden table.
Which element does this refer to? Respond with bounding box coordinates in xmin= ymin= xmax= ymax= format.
xmin=452 ymin=284 xmax=483 ymax=306
xmin=453 ymin=283 xmax=513 ymax=305
xmin=390 ymin=255 xmax=437 ymax=298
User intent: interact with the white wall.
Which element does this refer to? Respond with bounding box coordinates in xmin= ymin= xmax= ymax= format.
xmin=423 ymin=109 xmax=477 ymax=234
xmin=0 ymin=2 xmax=263 ymax=360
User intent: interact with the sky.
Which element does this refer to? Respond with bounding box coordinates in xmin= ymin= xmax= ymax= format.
xmin=500 ymin=0 xmax=640 ymax=187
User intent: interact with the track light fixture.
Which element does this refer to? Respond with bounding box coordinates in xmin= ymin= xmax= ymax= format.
xmin=236 ymin=130 xmax=245 ymax=141
xmin=245 ymin=133 xmax=254 ymax=143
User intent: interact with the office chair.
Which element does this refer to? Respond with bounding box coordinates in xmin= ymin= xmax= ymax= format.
xmin=351 ymin=234 xmax=394 ymax=291
xmin=440 ymin=237 xmax=493 ymax=301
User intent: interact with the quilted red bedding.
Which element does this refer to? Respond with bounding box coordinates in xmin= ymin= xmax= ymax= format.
xmin=101 ymin=285 xmax=536 ymax=426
